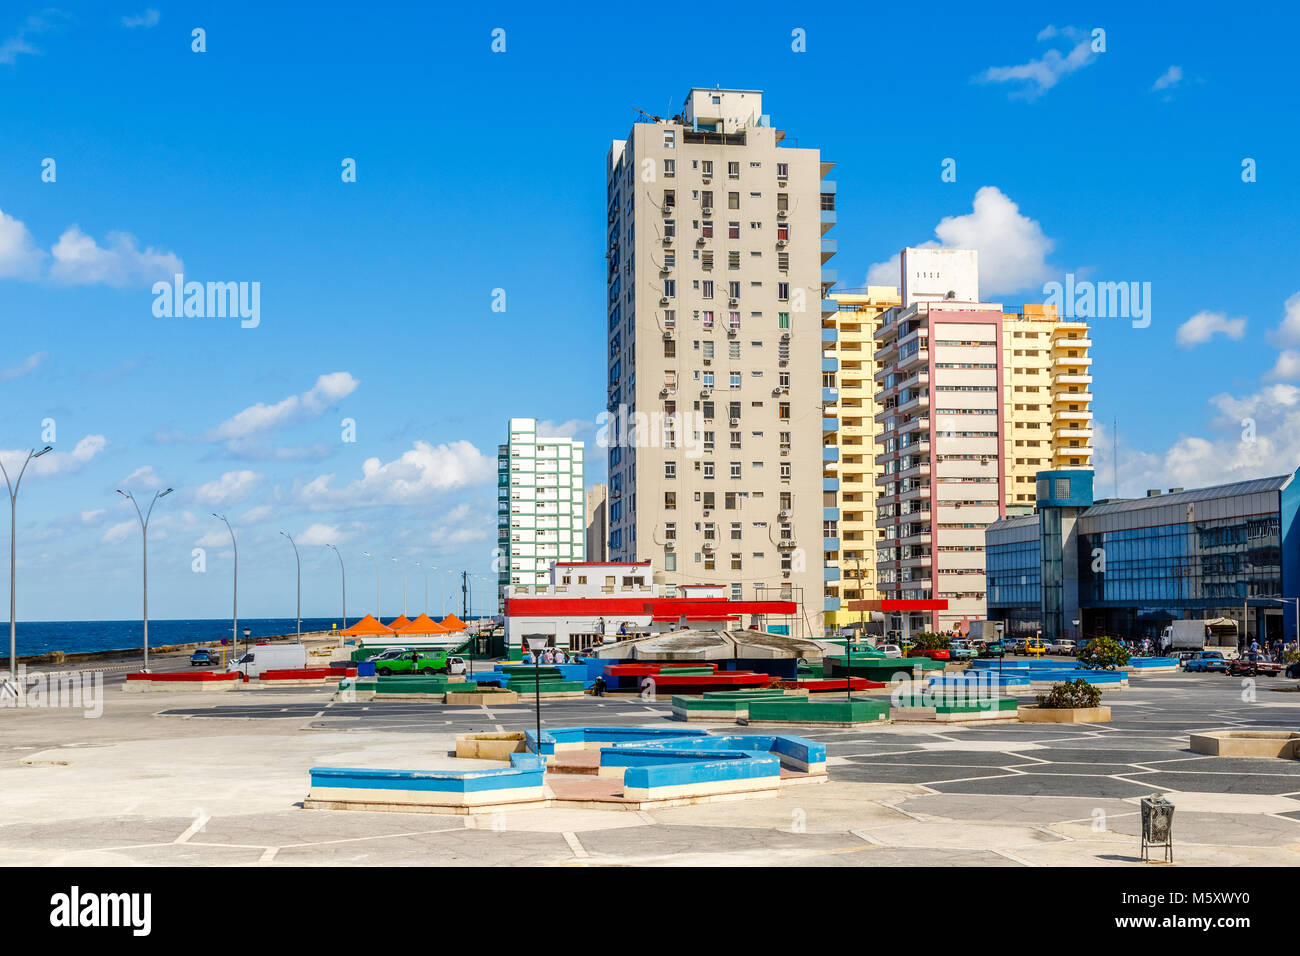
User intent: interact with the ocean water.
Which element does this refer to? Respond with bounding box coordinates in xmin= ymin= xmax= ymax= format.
xmin=7 ymin=616 xmax=485 ymax=658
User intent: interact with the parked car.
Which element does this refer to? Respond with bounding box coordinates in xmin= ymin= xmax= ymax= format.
xmin=1182 ymin=650 xmax=1229 ymax=673
xmin=867 ymin=643 xmax=903 ymax=659
xmin=906 ymin=647 xmax=951 ymax=661
xmin=1228 ymin=653 xmax=1282 ymax=677
xmin=189 ymin=648 xmax=217 ymax=667
xmin=226 ymin=642 xmax=308 ymax=678
xmin=371 ymin=649 xmax=451 ymax=676
xmin=1047 ymin=639 xmax=1076 ymax=655
xmin=1016 ymin=638 xmax=1048 ymax=657
xmin=977 ymin=640 xmax=1006 ymax=659
xmin=949 ymin=641 xmax=977 ymax=660
xmin=1006 ymin=637 xmax=1027 ymax=654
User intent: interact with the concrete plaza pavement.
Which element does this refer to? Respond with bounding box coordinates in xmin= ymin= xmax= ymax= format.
xmin=4 ymin=671 xmax=1300 ymax=865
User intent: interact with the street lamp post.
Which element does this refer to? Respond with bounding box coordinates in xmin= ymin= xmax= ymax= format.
xmin=1 ymin=446 xmax=51 ymax=683
xmin=525 ymin=634 xmax=548 ymax=759
xmin=362 ymin=551 xmax=380 ymax=619
xmin=212 ymin=513 xmax=238 ymax=667
xmin=392 ymin=557 xmax=406 ymax=617
xmin=326 ymin=544 xmax=346 ymax=629
xmin=281 ymin=532 xmax=301 ymax=639
xmin=116 ymin=486 xmax=174 ymax=671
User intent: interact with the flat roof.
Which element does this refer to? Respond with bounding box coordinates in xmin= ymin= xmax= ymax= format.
xmin=1082 ymin=474 xmax=1292 ymax=518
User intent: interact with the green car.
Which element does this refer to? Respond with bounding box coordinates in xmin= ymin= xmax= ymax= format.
xmin=977 ymin=641 xmax=1005 ymax=659
xmin=370 ymin=648 xmax=449 ymax=676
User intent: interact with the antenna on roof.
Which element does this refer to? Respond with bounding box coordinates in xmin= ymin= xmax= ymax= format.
xmin=1114 ymin=418 xmax=1119 ymax=498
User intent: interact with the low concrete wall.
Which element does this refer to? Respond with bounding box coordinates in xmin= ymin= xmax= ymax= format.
xmin=1190 ymin=730 xmax=1300 ymax=758
xmin=1017 ymin=705 xmax=1111 ymax=724
xmin=445 ymin=690 xmax=519 ymax=706
xmin=742 ymin=697 xmax=890 ymax=726
xmin=122 ymin=673 xmax=240 ymax=693
xmin=306 ymin=753 xmax=546 ymax=812
xmin=456 ymin=733 xmax=528 ymax=760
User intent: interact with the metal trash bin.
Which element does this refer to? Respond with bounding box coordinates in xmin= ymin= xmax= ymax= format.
xmin=1140 ymin=794 xmax=1174 ymax=862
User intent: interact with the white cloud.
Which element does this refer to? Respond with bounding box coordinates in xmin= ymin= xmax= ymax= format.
xmin=1108 ymin=384 xmax=1300 ymax=494
xmin=195 ymin=470 xmax=261 ymax=507
xmin=299 ymin=440 xmax=495 ymax=510
xmin=1152 ymin=65 xmax=1184 ymax=92
xmin=102 ymin=520 xmax=137 ymax=545
xmin=47 ymin=226 xmax=183 ymax=288
xmin=0 ymin=350 xmax=48 ymax=381
xmin=79 ymin=508 xmax=106 ymax=525
xmin=977 ymin=26 xmax=1098 ymax=100
xmin=122 ymin=10 xmax=161 ymax=29
xmin=1175 ymin=310 xmax=1247 ymax=349
xmin=0 ymin=208 xmax=45 ymax=279
xmin=1266 ymin=292 xmax=1300 ymax=348
xmin=121 ymin=465 xmax=163 ymax=489
xmin=536 ymin=419 xmax=592 ymax=440
xmin=1 ymin=435 xmax=109 ymax=479
xmin=207 ymin=372 xmax=359 ymax=443
xmin=0 ymin=10 xmax=67 ymax=66
xmin=1266 ymin=351 xmax=1300 ymax=381
xmin=239 ymin=504 xmax=272 ymax=524
xmin=297 ymin=523 xmax=343 ymax=547
xmin=864 ymin=187 xmax=1054 ymax=296
xmin=194 ymin=528 xmax=231 ymax=548
xmin=428 ymin=502 xmax=491 ymax=550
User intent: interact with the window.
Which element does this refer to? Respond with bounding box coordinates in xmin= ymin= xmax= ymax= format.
xmin=665 ymin=491 xmax=676 ymax=510
xmin=664 ymin=158 xmax=675 ymax=177
xmin=778 ymin=312 xmax=790 ymax=329
xmin=703 ymin=553 xmax=715 ymax=571
xmin=728 ymin=161 xmax=740 ymax=179
xmin=729 ymin=372 xmax=741 ymax=389
xmin=703 ymin=522 xmax=716 ymax=540
xmin=725 ymin=492 xmax=738 ymax=509
xmin=664 ymin=279 xmax=676 ymax=297
xmin=729 ymin=311 xmax=741 ymax=330
xmin=702 ymin=160 xmax=713 ymax=176
xmin=728 ymin=281 xmax=741 ymax=299
xmin=664 ymin=130 xmax=675 ymax=148
xmin=663 ymin=189 xmax=675 ymax=209
xmin=777 ymin=193 xmax=788 ymax=211
xmin=776 ymin=222 xmax=789 ymax=241
xmin=701 ymin=190 xmax=714 ymax=208
xmin=703 ymin=430 xmax=715 ymax=452
xmin=665 ymin=462 xmax=677 ymax=479
xmin=703 ymin=462 xmax=715 ymax=479
xmin=780 ymin=462 xmax=791 ymax=480
xmin=664 ymin=219 xmax=675 ymax=238
xmin=730 ymin=553 xmax=742 ymax=571
xmin=779 ymin=402 xmax=791 ymax=420
xmin=702 ymin=340 xmax=714 ymax=359
xmin=779 ymin=431 xmax=791 ymax=451
xmin=731 ymin=522 xmax=742 ymax=540
xmin=703 ymin=371 xmax=714 ymax=387
xmin=728 ymin=191 xmax=740 ymax=209
xmin=728 ymin=221 xmax=740 ymax=239
xmin=665 ymin=552 xmax=676 ymax=571
xmin=729 ymin=341 xmax=740 ymax=360
xmin=664 ymin=339 xmax=675 ymax=358
xmin=777 ymin=283 xmax=790 ymax=301
xmin=730 ymin=462 xmax=741 ymax=479
xmin=730 ymin=430 xmax=741 ymax=449
xmin=776 ymin=162 xmax=788 ymax=178
xmin=702 ymin=311 xmax=714 ymax=329
xmin=665 ymin=522 xmax=676 ymax=540
xmin=702 ymin=280 xmax=714 ymax=299
xmin=701 ymin=220 xmax=713 ymax=238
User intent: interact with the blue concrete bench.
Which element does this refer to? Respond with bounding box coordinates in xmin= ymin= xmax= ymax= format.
xmin=306 ymin=752 xmax=546 ymax=809
xmin=606 ymin=732 xmax=826 ymax=773
xmin=525 ymin=725 xmax=711 ymax=757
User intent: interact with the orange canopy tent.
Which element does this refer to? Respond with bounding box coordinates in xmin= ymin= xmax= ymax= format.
xmin=438 ymin=612 xmax=467 ymax=632
xmin=394 ymin=613 xmax=449 ymax=635
xmin=386 ymin=615 xmax=413 ymax=631
xmin=339 ymin=614 xmax=395 ymax=636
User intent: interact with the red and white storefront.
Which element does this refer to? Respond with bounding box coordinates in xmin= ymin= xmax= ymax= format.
xmin=502 ymin=561 xmax=799 ymax=652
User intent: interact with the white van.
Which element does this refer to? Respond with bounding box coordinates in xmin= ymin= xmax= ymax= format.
xmin=226 ymin=643 xmax=307 ymax=678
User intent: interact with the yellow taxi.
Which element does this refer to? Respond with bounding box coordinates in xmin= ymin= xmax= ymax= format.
xmin=1020 ymin=637 xmax=1048 ymax=657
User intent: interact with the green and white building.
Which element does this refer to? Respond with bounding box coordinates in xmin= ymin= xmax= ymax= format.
xmin=497 ymin=418 xmax=587 ymax=602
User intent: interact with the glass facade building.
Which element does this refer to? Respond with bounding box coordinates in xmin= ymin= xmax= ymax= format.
xmin=985 ymin=469 xmax=1300 ymax=645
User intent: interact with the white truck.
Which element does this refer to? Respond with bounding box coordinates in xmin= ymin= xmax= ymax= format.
xmin=1160 ymin=619 xmax=1240 ymax=660
xmin=226 ymin=642 xmax=308 ymax=678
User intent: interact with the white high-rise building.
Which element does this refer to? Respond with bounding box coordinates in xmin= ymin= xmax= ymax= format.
xmin=604 ymin=88 xmax=836 ymax=634
xmin=496 ymin=418 xmax=586 ymax=601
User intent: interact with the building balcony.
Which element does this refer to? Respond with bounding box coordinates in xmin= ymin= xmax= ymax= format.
xmin=824 ymin=507 xmax=841 ymax=522
xmin=1053 ymin=409 xmax=1093 ymax=422
xmin=824 ymin=477 xmax=840 ymax=491
xmin=820 ymin=210 xmax=837 ymax=233
xmin=823 ymin=446 xmax=840 ymax=462
xmin=1053 ymin=354 xmax=1091 ymax=369
xmin=1051 ymin=336 xmax=1092 ymax=351
xmin=823 ymin=537 xmax=840 ymax=551
xmin=821 ymin=298 xmax=838 ymax=316
xmin=823 ymin=417 xmax=838 ymax=432
xmin=1055 ymin=426 xmax=1094 ymax=440
xmin=822 ymin=326 xmax=839 ymax=344
xmin=820 ymin=239 xmax=837 ymax=264
xmin=822 ymin=386 xmax=839 ymax=403
xmin=898 ymin=460 xmax=931 ymax=481
xmin=1052 ymin=372 xmax=1093 ymax=386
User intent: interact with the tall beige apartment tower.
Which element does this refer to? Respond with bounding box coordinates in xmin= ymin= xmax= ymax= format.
xmin=585 ymin=484 xmax=608 ymax=562
xmin=605 ymin=89 xmax=834 ymax=634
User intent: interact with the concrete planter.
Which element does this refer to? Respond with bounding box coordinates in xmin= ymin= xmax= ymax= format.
xmin=1017 ymin=704 xmax=1111 ymax=723
xmin=456 ymin=732 xmax=528 ymax=760
xmin=1190 ymin=730 xmax=1300 ymax=758
xmin=445 ymin=690 xmax=519 ymax=706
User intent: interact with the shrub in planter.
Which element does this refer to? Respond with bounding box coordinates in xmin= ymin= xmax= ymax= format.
xmin=1036 ymin=678 xmax=1101 ymax=710
xmin=1076 ymin=636 xmax=1130 ymax=671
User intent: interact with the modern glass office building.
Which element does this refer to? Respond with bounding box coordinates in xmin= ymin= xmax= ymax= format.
xmin=986 ymin=468 xmax=1300 ymax=645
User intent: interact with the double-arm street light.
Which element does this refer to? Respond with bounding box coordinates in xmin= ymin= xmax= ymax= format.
xmin=212 ymin=513 xmax=238 ymax=662
xmin=326 ymin=544 xmax=346 ymax=629
xmin=2 ymin=446 xmax=51 ymax=682
xmin=280 ymin=531 xmax=301 ymax=639
xmin=116 ymin=486 xmax=174 ymax=671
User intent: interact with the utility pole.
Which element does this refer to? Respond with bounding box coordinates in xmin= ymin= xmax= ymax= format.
xmin=2 ymin=446 xmax=51 ymax=683
xmin=213 ymin=513 xmax=238 ymax=666
xmin=117 ymin=486 xmax=174 ymax=671
xmin=281 ymin=531 xmax=301 ymax=638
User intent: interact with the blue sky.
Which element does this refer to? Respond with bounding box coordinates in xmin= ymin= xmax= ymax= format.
xmin=1 ymin=1 xmax=1297 ymax=620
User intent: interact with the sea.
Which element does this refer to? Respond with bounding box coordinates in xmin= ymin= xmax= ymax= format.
xmin=7 ymin=616 xmax=485 ymax=658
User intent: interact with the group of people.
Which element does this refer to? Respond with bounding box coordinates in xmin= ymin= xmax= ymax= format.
xmin=523 ymin=646 xmax=571 ymax=665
